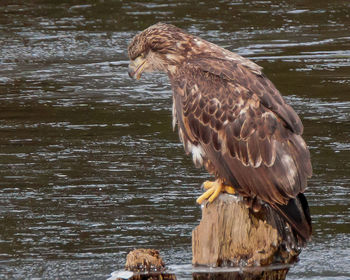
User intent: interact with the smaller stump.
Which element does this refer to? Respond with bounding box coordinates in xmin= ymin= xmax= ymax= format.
xmin=122 ymin=249 xmax=176 ymax=280
xmin=125 ymin=249 xmax=165 ymax=272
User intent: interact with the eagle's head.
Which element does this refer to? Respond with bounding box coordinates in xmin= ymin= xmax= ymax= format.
xmin=128 ymin=22 xmax=191 ymax=80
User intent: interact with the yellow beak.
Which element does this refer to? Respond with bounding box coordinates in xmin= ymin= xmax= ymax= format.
xmin=128 ymin=56 xmax=147 ymax=80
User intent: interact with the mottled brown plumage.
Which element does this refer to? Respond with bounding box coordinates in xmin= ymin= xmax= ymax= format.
xmin=128 ymin=23 xmax=312 ymax=242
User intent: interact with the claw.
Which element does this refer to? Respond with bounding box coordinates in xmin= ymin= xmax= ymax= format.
xmin=202 ymin=181 xmax=215 ymax=190
xmin=196 ymin=186 xmax=215 ymax=204
xmin=197 ymin=179 xmax=235 ymax=204
xmin=208 ymin=183 xmax=222 ymax=203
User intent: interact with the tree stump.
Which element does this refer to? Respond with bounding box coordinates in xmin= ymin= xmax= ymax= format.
xmin=111 ymin=249 xmax=176 ymax=280
xmin=125 ymin=249 xmax=165 ymax=272
xmin=192 ymin=268 xmax=290 ymax=280
xmin=192 ymin=194 xmax=301 ymax=267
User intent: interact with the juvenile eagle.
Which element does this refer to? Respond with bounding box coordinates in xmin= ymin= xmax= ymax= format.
xmin=128 ymin=23 xmax=312 ymax=241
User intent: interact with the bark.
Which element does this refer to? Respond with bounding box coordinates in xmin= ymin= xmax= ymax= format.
xmin=121 ymin=249 xmax=176 ymax=280
xmin=192 ymin=194 xmax=301 ymax=267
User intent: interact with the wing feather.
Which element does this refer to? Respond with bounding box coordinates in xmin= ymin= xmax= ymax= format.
xmin=190 ymin=56 xmax=304 ymax=134
xmin=247 ymin=132 xmax=262 ymax=168
xmin=171 ymin=61 xmax=311 ymax=206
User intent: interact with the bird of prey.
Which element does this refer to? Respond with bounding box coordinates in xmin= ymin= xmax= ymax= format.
xmin=128 ymin=23 xmax=312 ymax=242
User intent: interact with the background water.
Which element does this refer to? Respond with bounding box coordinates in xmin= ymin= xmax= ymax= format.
xmin=0 ymin=1 xmax=349 ymax=279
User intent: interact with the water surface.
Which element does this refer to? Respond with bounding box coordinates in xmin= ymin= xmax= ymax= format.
xmin=0 ymin=1 xmax=349 ymax=279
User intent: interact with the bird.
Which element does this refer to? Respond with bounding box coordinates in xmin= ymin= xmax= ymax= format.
xmin=127 ymin=23 xmax=312 ymax=242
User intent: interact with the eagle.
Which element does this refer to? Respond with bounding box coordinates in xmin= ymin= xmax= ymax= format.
xmin=128 ymin=23 xmax=312 ymax=242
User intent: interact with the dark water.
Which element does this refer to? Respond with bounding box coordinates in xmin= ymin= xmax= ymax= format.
xmin=0 ymin=1 xmax=349 ymax=279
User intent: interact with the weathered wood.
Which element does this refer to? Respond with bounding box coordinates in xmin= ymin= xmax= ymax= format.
xmin=125 ymin=249 xmax=165 ymax=272
xmin=192 ymin=268 xmax=289 ymax=280
xmin=192 ymin=194 xmax=301 ymax=267
xmin=117 ymin=249 xmax=176 ymax=280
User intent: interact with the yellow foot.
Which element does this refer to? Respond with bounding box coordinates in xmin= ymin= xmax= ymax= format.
xmin=196 ymin=180 xmax=235 ymax=204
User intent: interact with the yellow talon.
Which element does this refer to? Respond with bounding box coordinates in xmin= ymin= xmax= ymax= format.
xmin=202 ymin=181 xmax=215 ymax=190
xmin=196 ymin=180 xmax=236 ymax=204
xmin=196 ymin=186 xmax=215 ymax=204
xmin=208 ymin=183 xmax=222 ymax=203
xmin=224 ymin=186 xmax=236 ymax=194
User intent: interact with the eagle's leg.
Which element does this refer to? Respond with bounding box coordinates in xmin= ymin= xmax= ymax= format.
xmin=202 ymin=181 xmax=236 ymax=194
xmin=196 ymin=179 xmax=235 ymax=204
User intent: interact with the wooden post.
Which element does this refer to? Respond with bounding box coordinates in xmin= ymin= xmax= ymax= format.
xmin=192 ymin=268 xmax=289 ymax=280
xmin=192 ymin=194 xmax=301 ymax=268
xmin=125 ymin=249 xmax=165 ymax=272
xmin=111 ymin=249 xmax=176 ymax=280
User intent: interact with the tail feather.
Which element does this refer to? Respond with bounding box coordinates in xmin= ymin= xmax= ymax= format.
xmin=273 ymin=193 xmax=312 ymax=242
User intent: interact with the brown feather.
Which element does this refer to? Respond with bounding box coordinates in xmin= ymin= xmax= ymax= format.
xmin=238 ymin=140 xmax=249 ymax=166
xmin=226 ymin=139 xmax=236 ymax=158
xmin=212 ymin=131 xmax=221 ymax=151
xmin=199 ymin=124 xmax=211 ymax=144
xmin=247 ymin=132 xmax=262 ymax=167
xmin=259 ymin=137 xmax=276 ymax=167
xmin=240 ymin=118 xmax=256 ymax=139
xmin=201 ymin=111 xmax=210 ymax=124
xmin=215 ymin=119 xmax=223 ymax=131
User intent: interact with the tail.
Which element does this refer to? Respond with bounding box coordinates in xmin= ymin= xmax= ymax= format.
xmin=273 ymin=193 xmax=312 ymax=243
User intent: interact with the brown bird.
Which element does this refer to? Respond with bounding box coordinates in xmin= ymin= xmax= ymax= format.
xmin=128 ymin=23 xmax=312 ymax=242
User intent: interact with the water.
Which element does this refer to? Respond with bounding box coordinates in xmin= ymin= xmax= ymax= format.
xmin=0 ymin=1 xmax=349 ymax=279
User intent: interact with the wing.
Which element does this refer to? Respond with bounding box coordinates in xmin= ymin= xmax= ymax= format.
xmin=189 ymin=54 xmax=304 ymax=135
xmin=171 ymin=59 xmax=312 ymax=206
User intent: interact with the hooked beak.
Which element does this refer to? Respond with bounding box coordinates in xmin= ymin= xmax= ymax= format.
xmin=128 ymin=56 xmax=147 ymax=80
